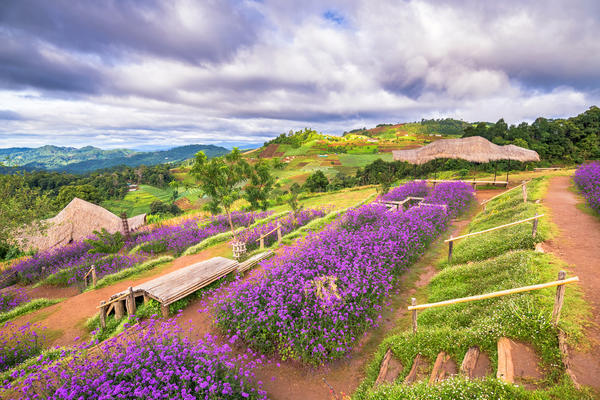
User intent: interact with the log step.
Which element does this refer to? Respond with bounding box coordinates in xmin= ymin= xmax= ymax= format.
xmin=429 ymin=351 xmax=457 ymax=385
xmin=404 ymin=354 xmax=429 ymax=385
xmin=374 ymin=348 xmax=404 ymax=386
xmin=460 ymin=346 xmax=492 ymax=379
xmin=497 ymin=337 xmax=544 ymax=389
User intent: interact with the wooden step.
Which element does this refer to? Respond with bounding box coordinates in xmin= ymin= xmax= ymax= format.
xmin=374 ymin=348 xmax=404 ymax=386
xmin=497 ymin=337 xmax=544 ymax=389
xmin=429 ymin=352 xmax=457 ymax=384
xmin=404 ymin=354 xmax=429 ymax=385
xmin=460 ymin=346 xmax=492 ymax=379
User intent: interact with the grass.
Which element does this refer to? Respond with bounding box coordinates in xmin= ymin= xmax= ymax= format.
xmin=0 ymin=298 xmax=63 ymax=325
xmin=353 ymin=176 xmax=591 ymax=399
xmin=84 ymin=256 xmax=174 ymax=291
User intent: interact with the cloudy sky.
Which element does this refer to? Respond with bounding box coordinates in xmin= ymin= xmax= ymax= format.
xmin=1 ymin=0 xmax=599 ymax=149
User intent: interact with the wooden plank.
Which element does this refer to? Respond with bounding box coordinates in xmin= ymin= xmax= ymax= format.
xmin=237 ymin=250 xmax=274 ymax=273
xmin=375 ymin=348 xmax=393 ymax=386
xmin=460 ymin=347 xmax=480 ymax=378
xmin=428 ymin=179 xmax=508 ymax=184
xmin=497 ymin=337 xmax=514 ymax=383
xmin=444 ymin=214 xmax=544 ymax=242
xmin=558 ymin=329 xmax=581 ymax=389
xmin=429 ymin=352 xmax=457 ymax=384
xmin=404 ymin=354 xmax=428 ymax=384
xmin=408 ymin=276 xmax=578 ymax=311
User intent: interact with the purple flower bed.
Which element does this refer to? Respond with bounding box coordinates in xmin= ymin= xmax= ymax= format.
xmin=2 ymin=240 xmax=92 ymax=287
xmin=0 ymin=288 xmax=28 ymax=313
xmin=0 ymin=323 xmax=43 ymax=373
xmin=423 ymin=181 xmax=475 ymax=217
xmin=133 ymin=210 xmax=272 ymax=255
xmin=574 ymin=162 xmax=600 ymax=212
xmin=59 ymin=253 xmax=146 ymax=286
xmin=216 ymin=189 xmax=471 ymax=365
xmin=378 ymin=180 xmax=429 ymax=202
xmin=3 ymin=318 xmax=266 ymax=399
xmin=238 ymin=209 xmax=326 ymax=251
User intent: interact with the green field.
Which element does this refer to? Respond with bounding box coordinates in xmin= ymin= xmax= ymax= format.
xmin=102 ymin=184 xmax=202 ymax=216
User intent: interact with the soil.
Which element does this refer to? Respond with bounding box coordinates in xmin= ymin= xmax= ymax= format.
xmin=543 ymin=176 xmax=600 ymax=390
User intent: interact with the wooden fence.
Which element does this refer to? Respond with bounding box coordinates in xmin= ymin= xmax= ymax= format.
xmin=445 ymin=214 xmax=543 ymax=263
xmin=380 ymin=197 xmax=424 ymax=211
xmin=256 ymin=223 xmax=282 ymax=249
xmin=83 ymin=265 xmax=97 ymax=287
xmin=481 ymin=180 xmax=530 ymax=207
xmin=408 ymin=271 xmax=578 ymax=333
xmin=427 ymin=179 xmax=508 ymax=189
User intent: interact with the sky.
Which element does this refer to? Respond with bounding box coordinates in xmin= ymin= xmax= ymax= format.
xmin=1 ymin=0 xmax=599 ymax=150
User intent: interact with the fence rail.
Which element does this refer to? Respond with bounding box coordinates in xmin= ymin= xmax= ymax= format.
xmin=255 ymin=223 xmax=282 ymax=249
xmin=409 ymin=271 xmax=578 ymax=333
xmin=481 ymin=180 xmax=530 ymax=205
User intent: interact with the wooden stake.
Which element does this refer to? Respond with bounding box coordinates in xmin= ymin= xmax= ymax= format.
xmin=552 ymin=271 xmax=567 ymax=325
xmin=91 ymin=265 xmax=97 ymax=287
xmin=448 ymin=237 xmax=453 ymax=263
xmin=143 ymin=293 xmax=149 ymax=303
xmin=161 ymin=303 xmax=169 ymax=318
xmin=277 ymin=224 xmax=282 ymax=243
xmin=411 ymin=298 xmax=418 ymax=334
xmin=375 ymin=348 xmax=393 ymax=386
xmin=260 ymin=237 xmax=264 ymax=249
xmin=532 ymin=213 xmax=539 ymax=238
xmin=522 ymin=181 xmax=527 ymax=203
xmin=99 ymin=301 xmax=106 ymax=328
xmin=114 ymin=300 xmax=124 ymax=320
xmin=127 ymin=286 xmax=136 ymax=316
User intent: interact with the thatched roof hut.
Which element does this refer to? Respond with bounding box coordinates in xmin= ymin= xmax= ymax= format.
xmin=20 ymin=198 xmax=146 ymax=252
xmin=392 ymin=136 xmax=540 ymax=165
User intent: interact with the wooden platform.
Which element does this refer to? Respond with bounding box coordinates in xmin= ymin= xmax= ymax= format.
xmin=104 ymin=256 xmax=239 ymax=319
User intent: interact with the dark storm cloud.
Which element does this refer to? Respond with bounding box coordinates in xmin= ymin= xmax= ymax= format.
xmin=0 ymin=0 xmax=262 ymax=65
xmin=0 ymin=34 xmax=103 ymax=93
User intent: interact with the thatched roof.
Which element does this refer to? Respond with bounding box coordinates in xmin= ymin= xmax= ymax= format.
xmin=20 ymin=198 xmax=146 ymax=252
xmin=392 ymin=136 xmax=540 ymax=165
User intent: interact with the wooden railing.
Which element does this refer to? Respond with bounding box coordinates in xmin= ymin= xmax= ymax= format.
xmin=427 ymin=179 xmax=508 ymax=189
xmin=380 ymin=197 xmax=424 ymax=211
xmin=83 ymin=265 xmax=97 ymax=287
xmin=445 ymin=214 xmax=543 ymax=263
xmin=481 ymin=180 xmax=530 ymax=206
xmin=408 ymin=271 xmax=578 ymax=333
xmin=256 ymin=223 xmax=282 ymax=249
xmin=96 ymin=286 xmax=141 ymax=328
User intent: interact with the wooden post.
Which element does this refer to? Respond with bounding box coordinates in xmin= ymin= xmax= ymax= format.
xmin=143 ymin=293 xmax=149 ymax=304
xmin=532 ymin=213 xmax=539 ymax=238
xmin=161 ymin=303 xmax=169 ymax=318
xmin=494 ymin=164 xmax=497 ymax=183
xmin=126 ymin=286 xmax=136 ymax=316
xmin=91 ymin=265 xmax=97 ymax=287
xmin=260 ymin=237 xmax=264 ymax=249
xmin=552 ymin=271 xmax=567 ymax=325
xmin=448 ymin=237 xmax=454 ymax=263
xmin=277 ymin=224 xmax=282 ymax=244
xmin=522 ymin=181 xmax=527 ymax=203
xmin=411 ymin=298 xmax=418 ymax=334
xmin=99 ymin=301 xmax=106 ymax=329
xmin=114 ymin=300 xmax=124 ymax=320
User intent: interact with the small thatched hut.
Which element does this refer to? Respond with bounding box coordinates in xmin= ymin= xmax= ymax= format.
xmin=20 ymin=198 xmax=146 ymax=252
xmin=392 ymin=136 xmax=540 ymax=165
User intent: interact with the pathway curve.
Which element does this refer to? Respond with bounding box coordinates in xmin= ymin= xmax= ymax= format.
xmin=544 ymin=175 xmax=600 ymax=390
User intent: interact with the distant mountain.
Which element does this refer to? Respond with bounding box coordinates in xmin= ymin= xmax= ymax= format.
xmin=0 ymin=144 xmax=228 ymax=173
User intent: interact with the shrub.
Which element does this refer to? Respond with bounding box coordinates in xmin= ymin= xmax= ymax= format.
xmin=574 ymin=162 xmax=600 ymax=212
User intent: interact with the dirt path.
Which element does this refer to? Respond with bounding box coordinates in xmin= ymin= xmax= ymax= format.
xmin=1 ymin=243 xmax=231 ymax=346
xmin=543 ymin=176 xmax=600 ymax=390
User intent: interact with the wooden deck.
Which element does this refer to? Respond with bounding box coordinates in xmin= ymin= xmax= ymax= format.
xmin=99 ymin=252 xmax=274 ymax=325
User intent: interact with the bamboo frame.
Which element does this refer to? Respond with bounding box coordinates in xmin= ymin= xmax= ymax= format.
xmin=255 ymin=223 xmax=282 ymax=242
xmin=481 ymin=180 xmax=530 ymax=205
xmin=408 ymin=276 xmax=578 ymax=311
xmin=444 ymin=214 xmax=544 ymax=243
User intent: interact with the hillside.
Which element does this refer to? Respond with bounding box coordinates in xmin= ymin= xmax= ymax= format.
xmin=0 ymin=144 xmax=228 ymax=173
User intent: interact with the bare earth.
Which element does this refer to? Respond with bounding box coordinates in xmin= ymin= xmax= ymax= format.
xmin=543 ymin=176 xmax=600 ymax=390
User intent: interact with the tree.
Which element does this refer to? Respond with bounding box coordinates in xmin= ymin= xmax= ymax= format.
xmin=285 ymin=183 xmax=303 ymax=217
xmin=55 ymin=184 xmax=101 ymax=209
xmin=149 ymin=200 xmax=181 ymax=216
xmin=304 ymin=170 xmax=329 ymax=192
xmin=244 ymin=160 xmax=275 ymax=211
xmin=190 ymin=148 xmax=247 ymax=237
xmin=0 ymin=174 xmax=52 ymax=255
